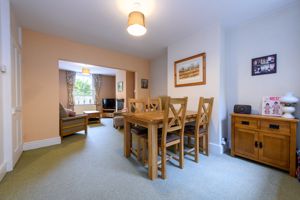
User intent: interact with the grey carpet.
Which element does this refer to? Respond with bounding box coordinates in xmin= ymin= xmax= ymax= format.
xmin=0 ymin=119 xmax=299 ymax=200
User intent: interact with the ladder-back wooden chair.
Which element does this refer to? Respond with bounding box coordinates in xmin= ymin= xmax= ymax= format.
xmin=147 ymin=98 xmax=162 ymax=112
xmin=142 ymin=97 xmax=188 ymax=179
xmin=128 ymin=98 xmax=146 ymax=113
xmin=184 ymin=97 xmax=214 ymax=162
xmin=128 ymin=98 xmax=147 ymax=161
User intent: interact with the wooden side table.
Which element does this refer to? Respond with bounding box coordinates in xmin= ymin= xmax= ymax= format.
xmin=83 ymin=110 xmax=101 ymax=124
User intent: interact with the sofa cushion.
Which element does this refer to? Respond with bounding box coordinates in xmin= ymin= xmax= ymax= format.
xmin=59 ymin=103 xmax=68 ymax=118
xmin=66 ymin=109 xmax=76 ymax=117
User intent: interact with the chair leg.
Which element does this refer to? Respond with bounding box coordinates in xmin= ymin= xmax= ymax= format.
xmin=195 ymin=135 xmax=200 ymax=163
xmin=174 ymin=144 xmax=178 ymax=154
xmin=137 ymin=137 xmax=141 ymax=161
xmin=187 ymin=136 xmax=192 ymax=147
xmin=205 ymin=134 xmax=209 ymax=156
xmin=161 ymin=145 xmax=167 ymax=179
xmin=179 ymin=139 xmax=184 ymax=169
xmin=142 ymin=139 xmax=147 ymax=165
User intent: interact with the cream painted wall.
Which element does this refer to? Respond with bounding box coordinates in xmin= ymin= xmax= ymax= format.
xmin=226 ymin=3 xmax=300 ymax=148
xmin=116 ymin=70 xmax=135 ymax=108
xmin=100 ymin=75 xmax=116 ymax=99
xmin=167 ymin=25 xmax=225 ymax=154
xmin=150 ymin=50 xmax=168 ymax=97
xmin=126 ymin=71 xmax=135 ymax=100
xmin=22 ymin=29 xmax=149 ymax=143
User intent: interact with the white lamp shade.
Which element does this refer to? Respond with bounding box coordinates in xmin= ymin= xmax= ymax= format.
xmin=280 ymin=92 xmax=299 ymax=104
xmin=127 ymin=11 xmax=147 ymax=36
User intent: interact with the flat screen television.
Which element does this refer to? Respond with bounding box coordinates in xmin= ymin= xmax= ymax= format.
xmin=102 ymin=98 xmax=116 ymax=109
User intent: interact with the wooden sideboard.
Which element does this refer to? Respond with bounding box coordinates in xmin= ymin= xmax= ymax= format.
xmin=231 ymin=113 xmax=299 ymax=176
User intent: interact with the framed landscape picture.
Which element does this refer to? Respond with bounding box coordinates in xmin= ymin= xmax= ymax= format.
xmin=117 ymin=81 xmax=123 ymax=92
xmin=262 ymin=96 xmax=282 ymax=116
xmin=252 ymin=54 xmax=277 ymax=76
xmin=174 ymin=53 xmax=206 ymax=87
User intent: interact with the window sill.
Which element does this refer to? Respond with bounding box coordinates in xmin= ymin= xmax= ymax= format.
xmin=75 ymin=104 xmax=96 ymax=106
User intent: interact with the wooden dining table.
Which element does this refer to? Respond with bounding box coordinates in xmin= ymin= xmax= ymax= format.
xmin=123 ymin=111 xmax=197 ymax=180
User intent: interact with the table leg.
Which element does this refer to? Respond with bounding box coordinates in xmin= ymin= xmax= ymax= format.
xmin=124 ymin=119 xmax=131 ymax=157
xmin=148 ymin=123 xmax=158 ymax=180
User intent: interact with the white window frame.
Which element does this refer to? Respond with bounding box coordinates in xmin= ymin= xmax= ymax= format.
xmin=73 ymin=73 xmax=95 ymax=105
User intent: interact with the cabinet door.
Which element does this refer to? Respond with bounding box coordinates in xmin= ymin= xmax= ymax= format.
xmin=259 ymin=133 xmax=290 ymax=169
xmin=234 ymin=128 xmax=259 ymax=160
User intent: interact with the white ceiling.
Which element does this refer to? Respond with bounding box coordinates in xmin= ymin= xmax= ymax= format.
xmin=59 ymin=60 xmax=118 ymax=76
xmin=11 ymin=0 xmax=297 ymax=59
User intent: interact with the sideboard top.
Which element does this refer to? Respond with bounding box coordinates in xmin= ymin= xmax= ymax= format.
xmin=231 ymin=113 xmax=299 ymax=123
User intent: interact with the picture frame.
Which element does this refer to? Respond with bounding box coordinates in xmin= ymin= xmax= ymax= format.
xmin=262 ymin=96 xmax=282 ymax=116
xmin=117 ymin=81 xmax=123 ymax=92
xmin=141 ymin=79 xmax=148 ymax=89
xmin=174 ymin=53 xmax=206 ymax=87
xmin=252 ymin=54 xmax=277 ymax=76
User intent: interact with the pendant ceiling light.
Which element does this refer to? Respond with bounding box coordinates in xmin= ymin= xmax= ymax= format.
xmin=127 ymin=11 xmax=147 ymax=36
xmin=82 ymin=68 xmax=90 ymax=75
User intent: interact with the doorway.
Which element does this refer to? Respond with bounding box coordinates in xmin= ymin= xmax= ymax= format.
xmin=58 ymin=60 xmax=136 ymax=119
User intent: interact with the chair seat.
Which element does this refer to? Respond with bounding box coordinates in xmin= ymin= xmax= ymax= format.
xmin=160 ymin=133 xmax=180 ymax=143
xmin=142 ymin=129 xmax=180 ymax=144
xmin=184 ymin=126 xmax=207 ymax=137
xmin=131 ymin=126 xmax=147 ymax=136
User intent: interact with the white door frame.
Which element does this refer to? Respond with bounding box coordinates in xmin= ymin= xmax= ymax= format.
xmin=1 ymin=0 xmax=14 ymax=174
xmin=11 ymin=34 xmax=23 ymax=166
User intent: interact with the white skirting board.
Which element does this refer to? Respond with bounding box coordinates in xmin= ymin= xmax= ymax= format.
xmin=209 ymin=142 xmax=224 ymax=154
xmin=0 ymin=162 xmax=6 ymax=182
xmin=23 ymin=137 xmax=61 ymax=151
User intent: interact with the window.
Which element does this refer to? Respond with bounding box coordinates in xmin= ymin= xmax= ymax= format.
xmin=74 ymin=73 xmax=95 ymax=105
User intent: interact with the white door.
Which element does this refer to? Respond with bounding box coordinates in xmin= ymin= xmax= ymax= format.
xmin=11 ymin=39 xmax=22 ymax=166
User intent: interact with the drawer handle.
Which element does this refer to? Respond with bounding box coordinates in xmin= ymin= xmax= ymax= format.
xmin=241 ymin=121 xmax=250 ymax=125
xmin=254 ymin=141 xmax=258 ymax=148
xmin=259 ymin=142 xmax=263 ymax=149
xmin=269 ymin=124 xmax=280 ymax=130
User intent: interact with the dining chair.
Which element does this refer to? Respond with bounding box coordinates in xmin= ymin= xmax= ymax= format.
xmin=147 ymin=98 xmax=162 ymax=112
xmin=142 ymin=96 xmax=188 ymax=179
xmin=128 ymin=98 xmax=147 ymax=161
xmin=184 ymin=97 xmax=214 ymax=162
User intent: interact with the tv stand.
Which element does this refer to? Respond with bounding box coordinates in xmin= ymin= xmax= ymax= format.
xmin=102 ymin=109 xmax=115 ymax=118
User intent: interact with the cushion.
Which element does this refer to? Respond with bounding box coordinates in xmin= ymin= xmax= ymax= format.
xmin=59 ymin=103 xmax=68 ymax=119
xmin=131 ymin=126 xmax=147 ymax=135
xmin=113 ymin=116 xmax=124 ymax=126
xmin=158 ymin=133 xmax=180 ymax=144
xmin=185 ymin=127 xmax=207 ymax=136
xmin=66 ymin=109 xmax=76 ymax=117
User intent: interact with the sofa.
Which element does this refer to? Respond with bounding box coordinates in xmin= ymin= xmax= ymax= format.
xmin=59 ymin=103 xmax=88 ymax=137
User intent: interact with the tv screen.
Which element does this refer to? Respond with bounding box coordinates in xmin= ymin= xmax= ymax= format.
xmin=102 ymin=98 xmax=116 ymax=109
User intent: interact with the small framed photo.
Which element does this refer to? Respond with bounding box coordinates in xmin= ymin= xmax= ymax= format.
xmin=262 ymin=96 xmax=282 ymax=116
xmin=252 ymin=54 xmax=277 ymax=76
xmin=174 ymin=53 xmax=206 ymax=87
xmin=117 ymin=81 xmax=123 ymax=92
xmin=141 ymin=79 xmax=148 ymax=89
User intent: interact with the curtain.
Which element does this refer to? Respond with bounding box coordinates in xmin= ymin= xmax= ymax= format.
xmin=66 ymin=71 xmax=76 ymax=111
xmin=92 ymin=74 xmax=103 ymax=111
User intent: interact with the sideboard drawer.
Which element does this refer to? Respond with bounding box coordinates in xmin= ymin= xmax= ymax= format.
xmin=261 ymin=120 xmax=290 ymax=135
xmin=235 ymin=117 xmax=258 ymax=129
